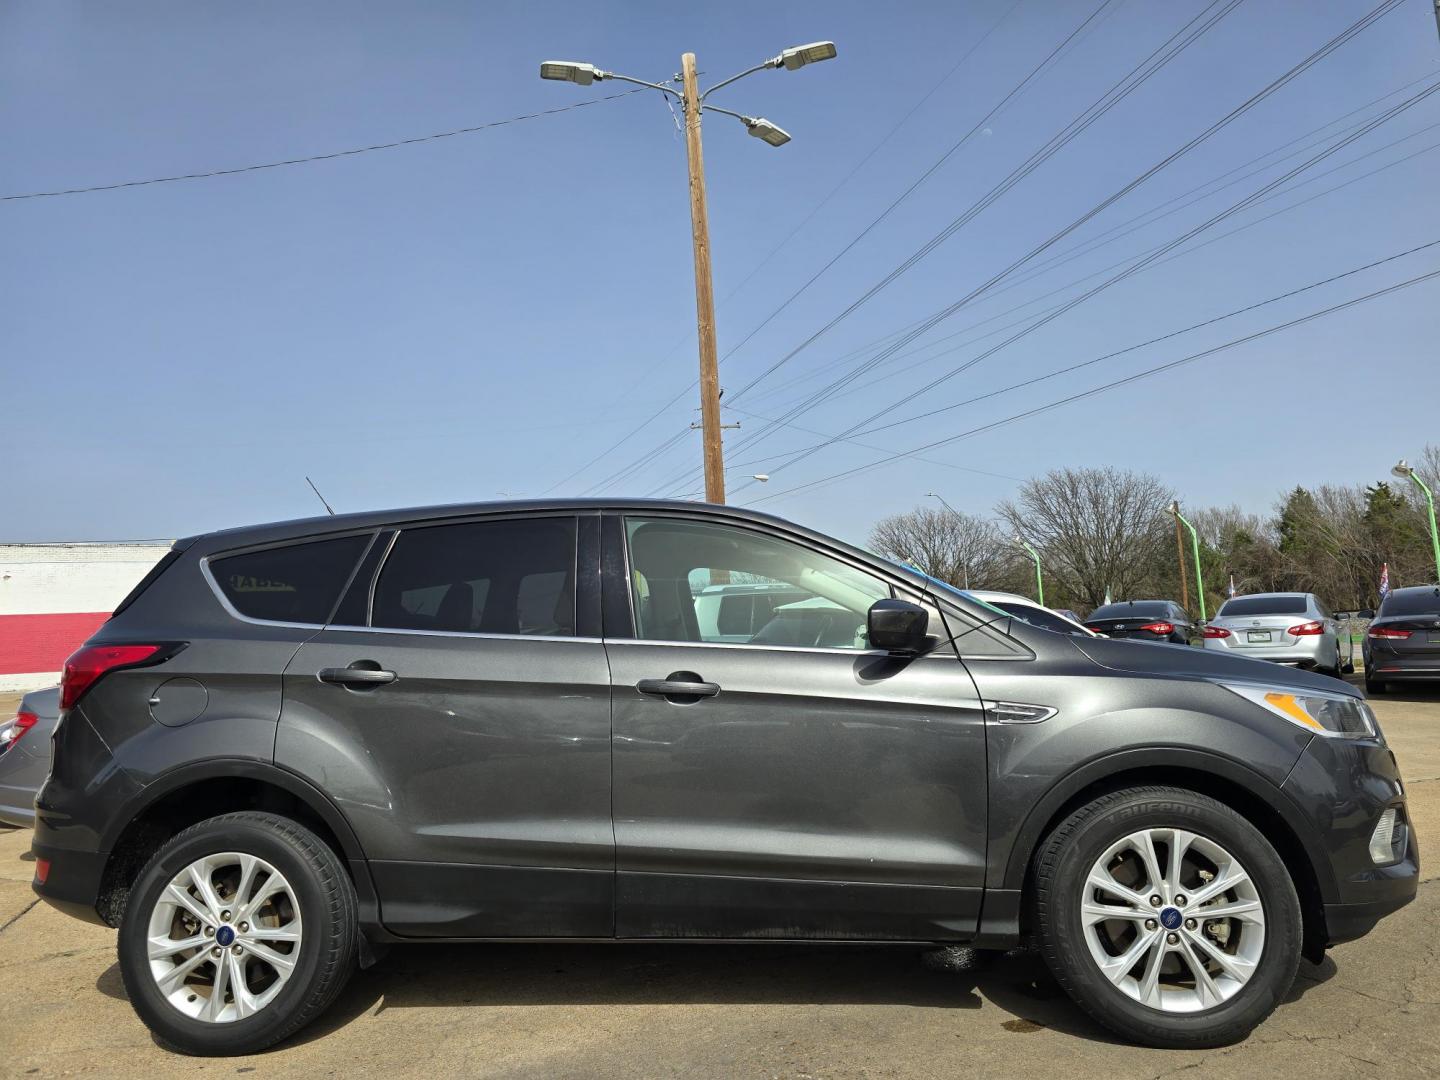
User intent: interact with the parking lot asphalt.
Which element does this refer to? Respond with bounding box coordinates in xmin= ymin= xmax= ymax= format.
xmin=1 ymin=684 xmax=1437 ymax=1079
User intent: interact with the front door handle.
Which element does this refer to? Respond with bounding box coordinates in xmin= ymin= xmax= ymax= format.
xmin=318 ymin=665 xmax=396 ymax=687
xmin=636 ymin=676 xmax=720 ymax=699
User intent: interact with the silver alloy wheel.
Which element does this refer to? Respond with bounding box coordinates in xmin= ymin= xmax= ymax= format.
xmin=145 ymin=851 xmax=303 ymax=1023
xmin=1081 ymin=827 xmax=1265 ymax=1013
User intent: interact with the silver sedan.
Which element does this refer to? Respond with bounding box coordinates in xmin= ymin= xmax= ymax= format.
xmin=0 ymin=685 xmax=59 ymax=827
xmin=1201 ymin=592 xmax=1343 ymax=678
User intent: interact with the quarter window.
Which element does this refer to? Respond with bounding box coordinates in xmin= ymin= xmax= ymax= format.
xmin=373 ymin=518 xmax=577 ymax=636
xmin=625 ymin=517 xmax=889 ymax=649
xmin=212 ymin=535 xmax=371 ymax=624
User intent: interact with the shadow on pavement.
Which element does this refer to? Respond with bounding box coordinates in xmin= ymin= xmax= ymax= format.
xmin=92 ymin=937 xmax=1345 ymax=1052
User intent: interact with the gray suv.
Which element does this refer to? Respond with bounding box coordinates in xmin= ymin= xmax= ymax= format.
xmin=31 ymin=500 xmax=1417 ymax=1055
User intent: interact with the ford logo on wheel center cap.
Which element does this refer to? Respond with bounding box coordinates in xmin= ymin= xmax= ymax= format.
xmin=215 ymin=925 xmax=236 ymax=947
xmin=1159 ymin=907 xmax=1183 ymax=931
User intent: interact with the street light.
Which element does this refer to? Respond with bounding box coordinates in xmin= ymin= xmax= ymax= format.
xmin=778 ymin=41 xmax=839 ymax=70
xmin=1393 ymin=459 xmax=1440 ymax=581
xmin=1168 ymin=500 xmax=1207 ymax=622
xmin=1012 ymin=535 xmax=1044 ymax=607
xmin=752 ymin=473 xmax=770 ymax=482
xmin=540 ymin=41 xmax=836 ymax=505
xmin=925 ymin=492 xmax=969 ymax=588
xmin=539 ymin=61 xmax=599 ymax=85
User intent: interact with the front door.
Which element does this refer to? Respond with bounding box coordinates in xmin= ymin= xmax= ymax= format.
xmin=278 ymin=513 xmax=614 ymax=937
xmin=604 ymin=513 xmax=988 ymax=940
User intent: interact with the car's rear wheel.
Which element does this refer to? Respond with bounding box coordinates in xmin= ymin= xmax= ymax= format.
xmin=1032 ymin=786 xmax=1300 ymax=1048
xmin=1365 ymin=673 xmax=1387 ymax=694
xmin=118 ymin=812 xmax=357 ymax=1056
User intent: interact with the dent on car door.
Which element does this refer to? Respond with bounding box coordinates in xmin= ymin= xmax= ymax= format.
xmin=277 ymin=513 xmax=614 ymax=937
xmin=603 ymin=513 xmax=989 ymax=941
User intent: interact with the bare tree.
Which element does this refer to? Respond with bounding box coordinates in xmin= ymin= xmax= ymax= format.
xmin=867 ymin=506 xmax=1006 ymax=589
xmin=998 ymin=467 xmax=1174 ymax=609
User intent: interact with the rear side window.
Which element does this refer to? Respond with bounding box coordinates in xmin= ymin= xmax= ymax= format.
xmin=212 ymin=535 xmax=370 ymax=624
xmin=1379 ymin=588 xmax=1440 ymax=617
xmin=1218 ymin=595 xmax=1307 ymax=616
xmin=373 ymin=517 xmax=577 ymax=636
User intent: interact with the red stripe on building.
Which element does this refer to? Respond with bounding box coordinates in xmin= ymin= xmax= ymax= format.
xmin=0 ymin=612 xmax=110 ymax=675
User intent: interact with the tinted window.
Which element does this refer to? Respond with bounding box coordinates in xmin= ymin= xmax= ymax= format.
xmin=1379 ymin=588 xmax=1440 ymax=618
xmin=1217 ymin=595 xmax=1308 ymax=616
xmin=1089 ymin=601 xmax=1171 ymax=620
xmin=626 ymin=517 xmax=888 ymax=649
xmin=993 ymin=601 xmax=1087 ymax=635
xmin=212 ymin=535 xmax=370 ymax=624
xmin=373 ymin=518 xmax=576 ymax=636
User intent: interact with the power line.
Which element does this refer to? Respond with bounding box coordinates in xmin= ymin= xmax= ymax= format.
xmin=774 ymin=238 xmax=1440 ymax=458
xmin=712 ymin=1 xmax=1417 ymax=496
xmin=745 ymin=261 xmax=1440 ymax=505
xmin=722 ymin=0 xmax=1233 ymax=407
xmin=755 ymin=111 xmax=1440 ymax=418
xmin=1 ymin=90 xmax=646 ymax=201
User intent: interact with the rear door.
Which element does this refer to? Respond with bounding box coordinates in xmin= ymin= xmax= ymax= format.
xmin=277 ymin=512 xmax=614 ymax=937
xmin=603 ymin=512 xmax=989 ymax=941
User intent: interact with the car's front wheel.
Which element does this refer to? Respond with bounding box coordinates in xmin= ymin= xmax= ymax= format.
xmin=118 ymin=811 xmax=358 ymax=1056
xmin=1032 ymin=786 xmax=1300 ymax=1048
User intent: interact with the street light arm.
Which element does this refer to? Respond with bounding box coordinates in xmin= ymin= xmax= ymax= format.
xmin=700 ymin=61 xmax=776 ymax=100
xmin=599 ymin=71 xmax=683 ymax=99
xmin=699 ymin=102 xmax=753 ymax=123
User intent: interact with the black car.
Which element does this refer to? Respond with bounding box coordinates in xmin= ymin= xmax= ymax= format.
xmin=31 ymin=499 xmax=1415 ymax=1055
xmin=1364 ymin=584 xmax=1440 ymax=693
xmin=1085 ymin=599 xmax=1194 ymax=643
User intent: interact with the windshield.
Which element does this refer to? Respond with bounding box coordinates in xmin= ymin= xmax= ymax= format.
xmin=1218 ymin=595 xmax=1308 ymax=616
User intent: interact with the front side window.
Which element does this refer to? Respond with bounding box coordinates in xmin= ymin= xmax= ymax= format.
xmin=373 ymin=517 xmax=576 ymax=636
xmin=625 ymin=517 xmax=889 ymax=649
xmin=212 ymin=535 xmax=370 ymax=624
xmin=993 ymin=601 xmax=1088 ymax=636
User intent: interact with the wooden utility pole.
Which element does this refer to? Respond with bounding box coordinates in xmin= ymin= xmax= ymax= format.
xmin=1174 ymin=512 xmax=1190 ymax=611
xmin=680 ymin=52 xmax=726 ymax=504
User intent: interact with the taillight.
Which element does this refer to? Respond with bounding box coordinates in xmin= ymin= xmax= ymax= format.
xmin=1086 ymin=625 xmax=1105 ymax=634
xmin=1288 ymin=621 xmax=1324 ymax=636
xmin=1139 ymin=622 xmax=1174 ymax=636
xmin=1202 ymin=625 xmax=1231 ymax=639
xmin=0 ymin=710 xmax=39 ymax=750
xmin=1368 ymin=626 xmax=1412 ymax=640
xmin=60 ymin=643 xmax=166 ymax=710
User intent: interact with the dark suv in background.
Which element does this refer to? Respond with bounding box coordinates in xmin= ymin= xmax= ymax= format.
xmin=32 ymin=500 xmax=1416 ymax=1055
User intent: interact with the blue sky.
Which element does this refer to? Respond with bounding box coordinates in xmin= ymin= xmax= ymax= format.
xmin=4 ymin=0 xmax=1439 ymax=547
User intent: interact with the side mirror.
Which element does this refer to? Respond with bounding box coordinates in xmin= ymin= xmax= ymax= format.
xmin=868 ymin=598 xmax=929 ymax=655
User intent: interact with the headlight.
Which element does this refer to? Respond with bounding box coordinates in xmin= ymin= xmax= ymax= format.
xmin=1222 ymin=683 xmax=1377 ymax=738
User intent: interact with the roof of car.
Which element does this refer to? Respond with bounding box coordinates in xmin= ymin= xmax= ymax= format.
xmin=180 ymin=498 xmax=852 ymax=560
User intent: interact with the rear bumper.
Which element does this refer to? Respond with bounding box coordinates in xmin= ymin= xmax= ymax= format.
xmin=30 ymin=841 xmax=110 ymax=925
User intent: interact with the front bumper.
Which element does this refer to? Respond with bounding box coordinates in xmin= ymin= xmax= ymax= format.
xmin=1281 ymin=733 xmax=1419 ymax=947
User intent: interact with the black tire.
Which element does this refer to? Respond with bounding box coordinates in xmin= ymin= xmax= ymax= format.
xmin=118 ymin=812 xmax=358 ymax=1056
xmin=1365 ymin=674 xmax=1387 ymax=695
xmin=1032 ymin=786 xmax=1301 ymax=1049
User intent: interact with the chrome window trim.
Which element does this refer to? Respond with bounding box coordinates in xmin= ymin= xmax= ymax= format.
xmin=317 ymin=624 xmax=602 ymax=645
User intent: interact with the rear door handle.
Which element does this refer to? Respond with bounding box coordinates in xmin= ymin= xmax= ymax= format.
xmin=636 ymin=678 xmax=720 ymax=698
xmin=318 ymin=666 xmax=396 ymax=687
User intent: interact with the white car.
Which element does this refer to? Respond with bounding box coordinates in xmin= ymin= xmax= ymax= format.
xmin=964 ymin=589 xmax=1098 ymax=637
